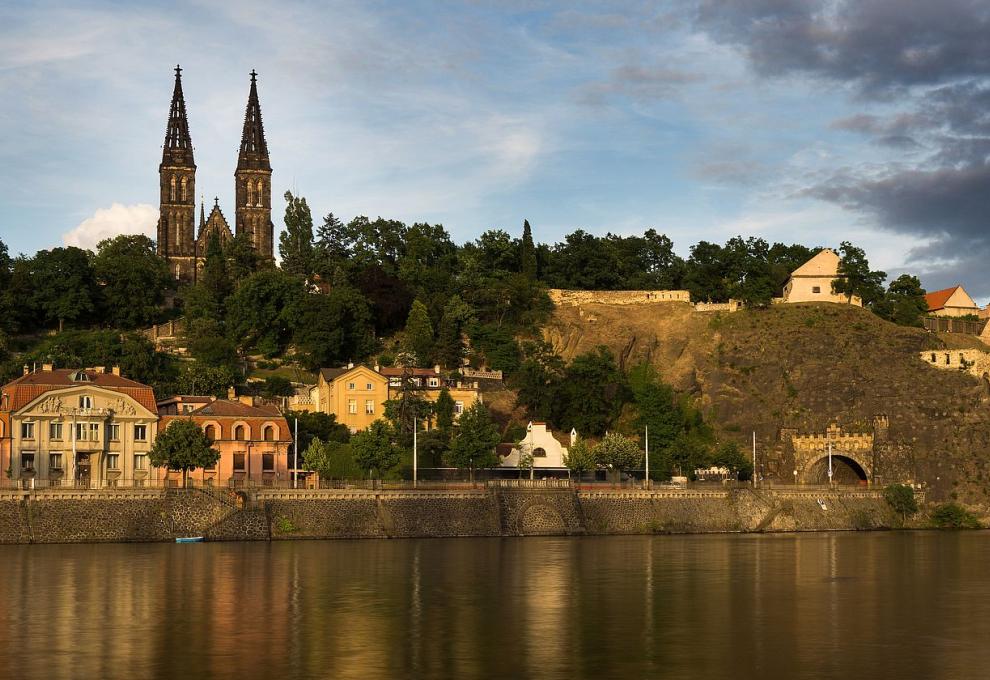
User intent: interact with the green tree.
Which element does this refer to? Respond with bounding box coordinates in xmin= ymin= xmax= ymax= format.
xmin=554 ymin=347 xmax=627 ymax=436
xmin=313 ymin=212 xmax=350 ymax=278
xmin=711 ymin=441 xmax=753 ymax=481
xmin=149 ymin=419 xmax=220 ymax=487
xmin=435 ymin=295 xmax=475 ymax=368
xmin=303 ymin=437 xmax=362 ymax=481
xmin=174 ymin=362 xmax=239 ymax=397
xmin=279 ymin=190 xmax=315 ymax=276
xmin=435 ymin=387 xmax=455 ymax=436
xmin=284 ymin=410 xmax=350 ymax=454
xmin=929 ymin=503 xmax=981 ymax=529
xmin=875 ymin=275 xmax=928 ymax=327
xmin=186 ymin=318 xmax=239 ymax=368
xmin=92 ymin=235 xmax=171 ymax=329
xmin=593 ymin=432 xmax=642 ymax=481
xmin=512 ymin=341 xmax=565 ymax=423
xmin=384 ymin=373 xmax=434 ymax=445
xmin=351 ymin=420 xmax=401 ymax=479
xmin=403 ymin=299 xmax=435 ymax=365
xmin=448 ymin=402 xmax=500 ymax=481
xmin=30 ymin=247 xmax=100 ymax=331
xmin=832 ymin=241 xmax=886 ymax=307
xmin=201 ymin=232 xmax=232 ymax=312
xmin=563 ymin=438 xmax=597 ymax=481
xmin=224 ymin=232 xmax=264 ymax=282
xmin=291 ymin=278 xmax=375 ymax=370
xmin=883 ymin=484 xmax=918 ymax=523
xmin=520 ymin=219 xmax=537 ymax=279
xmin=225 ymin=270 xmax=305 ymax=355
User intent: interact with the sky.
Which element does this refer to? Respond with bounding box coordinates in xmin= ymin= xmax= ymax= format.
xmin=2 ymin=1 xmax=989 ymax=298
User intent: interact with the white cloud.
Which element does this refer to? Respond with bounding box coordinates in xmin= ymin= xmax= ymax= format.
xmin=62 ymin=203 xmax=158 ymax=250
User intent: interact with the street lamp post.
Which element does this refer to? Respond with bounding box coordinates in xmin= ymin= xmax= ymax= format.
xmin=413 ymin=417 xmax=418 ymax=488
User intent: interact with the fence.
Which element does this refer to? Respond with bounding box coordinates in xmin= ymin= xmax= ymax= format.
xmin=923 ymin=316 xmax=986 ymax=335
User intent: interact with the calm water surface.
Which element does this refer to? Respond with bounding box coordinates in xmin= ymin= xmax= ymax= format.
xmin=2 ymin=532 xmax=989 ymax=679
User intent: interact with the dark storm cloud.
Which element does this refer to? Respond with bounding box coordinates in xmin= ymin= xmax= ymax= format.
xmin=694 ymin=0 xmax=990 ymax=293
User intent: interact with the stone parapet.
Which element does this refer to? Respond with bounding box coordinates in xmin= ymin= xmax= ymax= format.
xmin=548 ymin=289 xmax=691 ymax=307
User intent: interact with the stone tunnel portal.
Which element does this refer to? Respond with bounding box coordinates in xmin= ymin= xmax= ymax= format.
xmin=805 ymin=454 xmax=869 ymax=485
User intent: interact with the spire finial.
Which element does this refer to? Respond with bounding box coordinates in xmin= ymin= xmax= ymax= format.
xmin=250 ymin=69 xmax=257 ymax=82
xmin=175 ymin=64 xmax=182 ymax=77
xmin=214 ymin=196 xmax=220 ymax=206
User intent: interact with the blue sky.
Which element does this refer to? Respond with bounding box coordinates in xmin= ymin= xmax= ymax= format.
xmin=3 ymin=1 xmax=989 ymax=297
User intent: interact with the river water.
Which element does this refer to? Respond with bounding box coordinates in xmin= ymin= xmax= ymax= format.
xmin=1 ymin=532 xmax=989 ymax=679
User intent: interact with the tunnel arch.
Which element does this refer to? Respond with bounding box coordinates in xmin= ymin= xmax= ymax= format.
xmin=804 ymin=454 xmax=869 ymax=485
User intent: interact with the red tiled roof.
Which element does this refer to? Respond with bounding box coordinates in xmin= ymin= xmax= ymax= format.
xmin=189 ymin=399 xmax=282 ymax=418
xmin=378 ymin=367 xmax=440 ymax=377
xmin=1 ymin=369 xmax=157 ymax=413
xmin=925 ymin=286 xmax=959 ymax=312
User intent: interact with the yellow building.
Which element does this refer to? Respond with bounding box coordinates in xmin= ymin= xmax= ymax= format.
xmin=779 ymin=248 xmax=862 ymax=306
xmin=313 ymin=364 xmax=481 ymax=432
xmin=314 ymin=365 xmax=390 ymax=433
xmin=924 ymin=285 xmax=979 ymax=318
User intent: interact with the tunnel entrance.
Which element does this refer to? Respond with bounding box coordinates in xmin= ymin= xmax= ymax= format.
xmin=806 ymin=454 xmax=868 ymax=485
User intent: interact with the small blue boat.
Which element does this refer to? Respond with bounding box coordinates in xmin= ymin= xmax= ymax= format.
xmin=175 ymin=536 xmax=205 ymax=543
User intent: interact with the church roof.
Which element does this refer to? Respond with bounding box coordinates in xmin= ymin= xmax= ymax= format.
xmin=162 ymin=65 xmax=195 ymax=168
xmin=197 ymin=198 xmax=233 ymax=246
xmin=237 ymin=70 xmax=271 ymax=171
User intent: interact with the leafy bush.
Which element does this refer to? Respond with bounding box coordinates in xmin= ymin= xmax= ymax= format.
xmin=929 ymin=502 xmax=981 ymax=529
xmin=883 ymin=484 xmax=918 ymax=522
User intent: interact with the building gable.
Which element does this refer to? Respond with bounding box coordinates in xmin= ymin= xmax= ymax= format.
xmin=790 ymin=249 xmax=840 ymax=278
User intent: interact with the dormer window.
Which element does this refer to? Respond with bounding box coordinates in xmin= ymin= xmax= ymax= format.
xmin=71 ymin=371 xmax=91 ymax=383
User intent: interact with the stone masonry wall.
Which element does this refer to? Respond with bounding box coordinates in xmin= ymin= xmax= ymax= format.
xmin=548 ymin=289 xmax=691 ymax=307
xmin=0 ymin=488 xmax=903 ymax=544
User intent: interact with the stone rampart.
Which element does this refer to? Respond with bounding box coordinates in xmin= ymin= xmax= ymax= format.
xmin=0 ymin=487 xmax=905 ymax=544
xmin=548 ymin=289 xmax=691 ymax=307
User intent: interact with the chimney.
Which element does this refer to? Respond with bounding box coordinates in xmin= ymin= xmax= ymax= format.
xmin=93 ymin=366 xmax=105 ymax=374
xmin=227 ymin=386 xmax=237 ymax=400
xmin=41 ymin=363 xmax=53 ymax=372
xmin=22 ymin=365 xmax=29 ymax=376
xmin=570 ymin=428 xmax=578 ymax=446
xmin=374 ymin=364 xmax=380 ymax=373
xmin=111 ymin=366 xmax=121 ymax=376
xmin=434 ymin=365 xmax=441 ymax=374
xmin=347 ymin=361 xmax=354 ymax=369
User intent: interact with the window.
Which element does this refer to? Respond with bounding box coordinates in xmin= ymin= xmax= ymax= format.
xmin=133 ymin=454 xmax=147 ymax=471
xmin=365 ymin=400 xmax=375 ymax=415
xmin=49 ymin=422 xmax=63 ymax=440
xmin=107 ymin=454 xmax=120 ymax=470
xmin=428 ymin=378 xmax=440 ymax=388
xmin=21 ymin=422 xmax=35 ymax=439
xmin=930 ymin=353 xmax=937 ymax=362
xmin=263 ymin=426 xmax=275 ymax=441
xmin=170 ymin=176 xmax=176 ymax=201
xmin=234 ymin=425 xmax=246 ymax=441
xmin=204 ymin=424 xmax=216 ymax=441
xmin=49 ymin=453 xmax=62 ymax=470
xmin=233 ymin=453 xmax=246 ymax=472
xmin=108 ymin=423 xmax=120 ymax=442
xmin=79 ymin=395 xmax=93 ymax=409
xmin=134 ymin=424 xmax=148 ymax=441
xmin=21 ymin=452 xmax=35 ymax=471
xmin=454 ymin=401 xmax=464 ymax=415
xmin=89 ymin=423 xmax=100 ymax=441
xmin=366 ymin=382 xmax=373 ymax=391
xmin=256 ymin=180 xmax=264 ymax=207
xmin=75 ymin=423 xmax=88 ymax=441
xmin=247 ymin=180 xmax=254 ymax=206
xmin=812 ymin=286 xmax=821 ymax=294
xmin=348 ymin=399 xmax=358 ymax=414
xmin=262 ymin=454 xmax=274 ymax=471
xmin=533 ymin=447 xmax=547 ymax=458
xmin=180 ymin=176 xmax=188 ymax=202
xmin=348 ymin=382 xmax=356 ymax=390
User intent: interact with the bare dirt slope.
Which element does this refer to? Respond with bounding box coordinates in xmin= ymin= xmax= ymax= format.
xmin=544 ymin=300 xmax=990 ymax=505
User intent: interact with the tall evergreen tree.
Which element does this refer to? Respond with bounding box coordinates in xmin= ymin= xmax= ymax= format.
xmin=520 ymin=219 xmax=537 ymax=280
xmin=202 ymin=232 xmax=232 ymax=311
xmin=279 ymin=190 xmax=315 ymax=276
xmin=436 ymin=295 xmax=475 ymax=368
xmin=403 ymin=299 xmax=435 ymax=365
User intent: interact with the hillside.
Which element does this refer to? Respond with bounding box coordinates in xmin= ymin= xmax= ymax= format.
xmin=544 ymin=300 xmax=990 ymax=505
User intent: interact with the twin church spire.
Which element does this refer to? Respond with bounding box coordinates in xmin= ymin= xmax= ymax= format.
xmin=157 ymin=65 xmax=274 ymax=283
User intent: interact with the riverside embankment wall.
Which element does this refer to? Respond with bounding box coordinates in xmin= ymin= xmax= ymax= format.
xmin=0 ymin=487 xmax=904 ymax=544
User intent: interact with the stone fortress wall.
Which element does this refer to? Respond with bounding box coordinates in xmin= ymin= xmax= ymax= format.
xmin=548 ymin=289 xmax=691 ymax=307
xmin=920 ymin=348 xmax=990 ymax=379
xmin=0 ymin=486 xmax=907 ymax=544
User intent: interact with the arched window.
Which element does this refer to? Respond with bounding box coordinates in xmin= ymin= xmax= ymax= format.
xmin=263 ymin=425 xmax=276 ymax=441
xmin=256 ymin=180 xmax=264 ymax=207
xmin=180 ymin=176 xmax=188 ymax=202
xmin=204 ymin=424 xmax=216 ymax=441
xmin=247 ymin=180 xmax=254 ymax=207
xmin=170 ymin=176 xmax=176 ymax=202
xmin=234 ymin=425 xmax=246 ymax=441
xmin=533 ymin=447 xmax=547 ymax=458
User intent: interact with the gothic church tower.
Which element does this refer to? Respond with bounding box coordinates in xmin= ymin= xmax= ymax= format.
xmin=157 ymin=65 xmax=197 ymax=282
xmin=235 ymin=70 xmax=274 ymax=262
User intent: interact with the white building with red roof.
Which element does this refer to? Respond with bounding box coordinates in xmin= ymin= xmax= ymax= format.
xmin=924 ymin=285 xmax=980 ymax=318
xmin=0 ymin=365 xmax=159 ymax=488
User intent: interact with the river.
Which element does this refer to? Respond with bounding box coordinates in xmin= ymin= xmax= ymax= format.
xmin=1 ymin=532 xmax=988 ymax=679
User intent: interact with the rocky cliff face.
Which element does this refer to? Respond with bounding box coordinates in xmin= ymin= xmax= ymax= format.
xmin=544 ymin=301 xmax=990 ymax=506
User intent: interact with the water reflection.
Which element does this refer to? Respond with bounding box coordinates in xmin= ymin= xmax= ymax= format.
xmin=2 ymin=532 xmax=990 ymax=679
